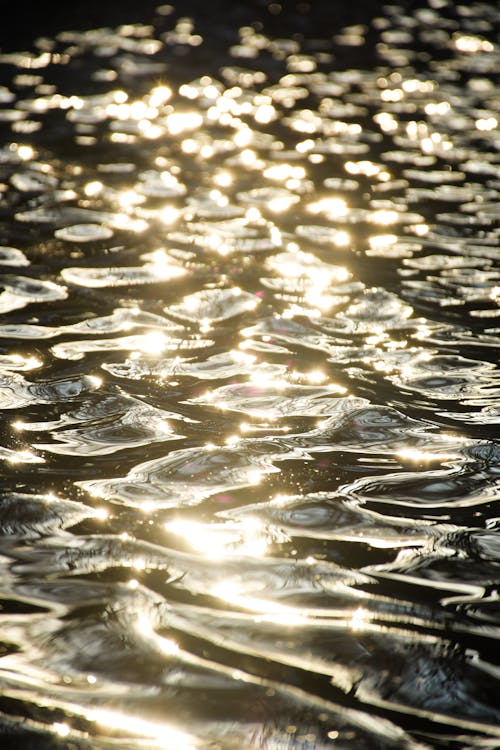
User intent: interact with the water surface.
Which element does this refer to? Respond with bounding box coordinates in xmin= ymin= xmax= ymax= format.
xmin=0 ymin=1 xmax=499 ymax=748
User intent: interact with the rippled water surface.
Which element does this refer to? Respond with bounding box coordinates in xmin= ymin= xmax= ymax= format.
xmin=1 ymin=1 xmax=500 ymax=747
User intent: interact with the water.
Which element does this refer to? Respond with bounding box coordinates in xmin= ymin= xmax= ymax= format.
xmin=0 ymin=1 xmax=499 ymax=747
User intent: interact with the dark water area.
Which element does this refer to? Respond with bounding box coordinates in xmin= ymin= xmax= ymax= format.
xmin=0 ymin=1 xmax=499 ymax=748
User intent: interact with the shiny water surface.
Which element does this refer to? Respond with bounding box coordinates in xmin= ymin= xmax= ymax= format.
xmin=0 ymin=1 xmax=499 ymax=747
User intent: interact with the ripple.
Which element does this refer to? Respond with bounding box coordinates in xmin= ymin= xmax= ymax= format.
xmin=1 ymin=1 xmax=500 ymax=747
xmin=54 ymin=223 xmax=114 ymax=242
xmin=0 ymin=246 xmax=30 ymax=266
xmin=0 ymin=275 xmax=67 ymax=314
xmin=167 ymin=287 xmax=260 ymax=324
xmin=80 ymin=443 xmax=287 ymax=509
xmin=60 ymin=260 xmax=186 ymax=288
xmin=189 ymin=382 xmax=349 ymax=418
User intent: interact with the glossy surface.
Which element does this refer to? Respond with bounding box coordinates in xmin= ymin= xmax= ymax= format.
xmin=0 ymin=2 xmax=499 ymax=748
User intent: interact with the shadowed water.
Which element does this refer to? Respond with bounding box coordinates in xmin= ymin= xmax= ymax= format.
xmin=0 ymin=1 xmax=499 ymax=748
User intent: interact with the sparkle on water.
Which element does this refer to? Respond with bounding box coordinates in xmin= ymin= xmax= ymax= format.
xmin=0 ymin=1 xmax=500 ymax=748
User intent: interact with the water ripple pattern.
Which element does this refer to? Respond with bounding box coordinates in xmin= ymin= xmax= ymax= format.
xmin=0 ymin=1 xmax=499 ymax=748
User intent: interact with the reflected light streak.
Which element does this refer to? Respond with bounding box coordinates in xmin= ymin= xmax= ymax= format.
xmin=165 ymin=112 xmax=203 ymax=135
xmin=370 ymin=209 xmax=399 ymax=225
xmin=136 ymin=331 xmax=169 ymax=355
xmin=350 ymin=607 xmax=370 ymax=632
xmin=397 ymin=447 xmax=461 ymax=462
xmin=160 ymin=206 xmax=181 ymax=224
xmin=307 ymin=197 xmax=348 ymax=218
xmin=87 ymin=709 xmax=196 ymax=750
xmin=167 ymin=518 xmax=268 ymax=559
xmin=84 ymin=180 xmax=103 ymax=197
xmin=211 ymin=580 xmax=310 ymax=622
xmin=17 ymin=144 xmax=35 ymax=161
xmin=53 ymin=722 xmax=70 ymax=738
xmin=149 ymin=85 xmax=172 ymax=107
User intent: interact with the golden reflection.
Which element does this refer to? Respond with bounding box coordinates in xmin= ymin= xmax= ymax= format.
xmin=4 ymin=354 xmax=42 ymax=371
xmin=166 ymin=517 xmax=268 ymax=559
xmin=84 ymin=180 xmax=103 ymax=197
xmin=149 ymin=85 xmax=172 ymax=107
xmin=334 ymin=230 xmax=350 ymax=247
xmin=138 ymin=120 xmax=164 ymax=139
xmin=345 ymin=160 xmax=383 ymax=178
xmin=240 ymin=148 xmax=257 ymax=166
xmin=370 ymin=209 xmax=399 ymax=225
xmin=296 ymin=138 xmax=315 ymax=153
xmin=380 ymin=88 xmax=404 ymax=102
xmin=374 ymin=112 xmax=398 ymax=133
xmin=87 ymin=709 xmax=196 ymax=750
xmin=213 ymin=171 xmax=233 ymax=187
xmin=6 ymin=449 xmax=44 ymax=464
xmin=454 ymin=34 xmax=494 ymax=53
xmin=350 ymin=607 xmax=370 ymax=632
xmin=113 ymin=212 xmax=148 ymax=232
xmin=160 ymin=206 xmax=181 ymax=224
xmin=211 ymin=581 xmax=309 ymax=622
xmin=297 ymin=369 xmax=328 ymax=384
xmin=136 ymin=613 xmax=180 ymax=656
xmin=246 ymin=207 xmax=261 ymax=222
xmin=264 ymin=164 xmax=306 ymax=182
xmin=17 ymin=144 xmax=35 ymax=161
xmin=118 ymin=189 xmax=144 ymax=208
xmin=307 ymin=197 xmax=348 ymax=218
xmin=268 ymin=194 xmax=299 ymax=213
xmin=233 ymin=127 xmax=252 ymax=148
xmin=424 ymin=102 xmax=450 ymax=116
xmin=53 ymin=722 xmax=70 ymax=738
xmin=165 ymin=112 xmax=204 ymax=135
xmin=397 ymin=447 xmax=461 ymax=462
xmin=145 ymin=249 xmax=186 ymax=280
xmin=181 ymin=138 xmax=198 ymax=154
xmin=476 ymin=117 xmax=497 ymax=131
xmin=110 ymin=132 xmax=135 ymax=144
xmin=254 ymin=102 xmax=276 ymax=124
xmin=369 ymin=234 xmax=398 ymax=253
xmin=200 ymin=144 xmax=214 ymax=159
xmin=136 ymin=331 xmax=168 ymax=355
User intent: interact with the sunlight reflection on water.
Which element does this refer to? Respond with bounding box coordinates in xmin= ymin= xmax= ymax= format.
xmin=0 ymin=0 xmax=499 ymax=748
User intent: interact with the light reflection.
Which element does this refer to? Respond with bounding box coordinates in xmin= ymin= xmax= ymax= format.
xmin=476 ymin=117 xmax=497 ymax=131
xmin=268 ymin=195 xmax=298 ymax=213
xmin=454 ymin=34 xmax=494 ymax=53
xmin=369 ymin=234 xmax=397 ymax=250
xmin=6 ymin=449 xmax=45 ymax=464
xmin=84 ymin=180 xmax=103 ymax=197
xmin=211 ymin=580 xmax=310 ymax=621
xmin=397 ymin=447 xmax=460 ymax=462
xmin=118 ymin=189 xmax=144 ymax=208
xmin=167 ymin=517 xmax=268 ymax=559
xmin=17 ymin=144 xmax=35 ymax=161
xmin=307 ymin=197 xmax=348 ymax=218
xmin=370 ymin=209 xmax=399 ymax=225
xmin=345 ymin=160 xmax=383 ymax=177
xmin=160 ymin=206 xmax=181 ymax=224
xmin=165 ymin=112 xmax=204 ymax=135
xmin=136 ymin=331 xmax=169 ymax=355
xmin=350 ymin=607 xmax=370 ymax=632
xmin=53 ymin=722 xmax=70 ymax=738
xmin=149 ymin=85 xmax=172 ymax=107
xmin=88 ymin=709 xmax=196 ymax=750
xmin=213 ymin=171 xmax=233 ymax=187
